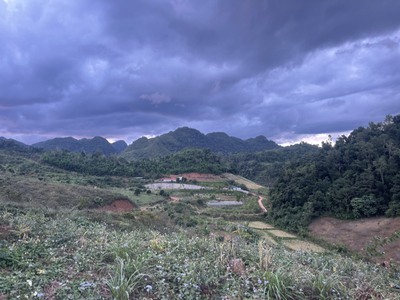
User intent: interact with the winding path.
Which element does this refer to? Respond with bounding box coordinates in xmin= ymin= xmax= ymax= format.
xmin=257 ymin=195 xmax=267 ymax=213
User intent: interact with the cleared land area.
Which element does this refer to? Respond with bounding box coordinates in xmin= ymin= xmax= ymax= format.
xmin=145 ymin=183 xmax=205 ymax=190
xmin=207 ymin=200 xmax=243 ymax=207
xmin=309 ymin=217 xmax=400 ymax=263
xmin=222 ymin=173 xmax=265 ymax=190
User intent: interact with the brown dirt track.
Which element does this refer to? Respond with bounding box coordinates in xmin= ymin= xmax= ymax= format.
xmin=309 ymin=217 xmax=400 ymax=263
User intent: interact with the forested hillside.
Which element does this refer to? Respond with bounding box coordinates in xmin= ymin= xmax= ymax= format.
xmin=227 ymin=143 xmax=319 ymax=186
xmin=0 ymin=137 xmax=30 ymax=152
xmin=33 ymin=136 xmax=122 ymax=155
xmin=269 ymin=115 xmax=400 ymax=232
xmin=41 ymin=148 xmax=225 ymax=178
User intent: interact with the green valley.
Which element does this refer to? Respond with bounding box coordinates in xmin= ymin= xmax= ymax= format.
xmin=1 ymin=116 xmax=400 ymax=299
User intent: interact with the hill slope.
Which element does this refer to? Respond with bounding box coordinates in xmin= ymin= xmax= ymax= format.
xmin=269 ymin=114 xmax=400 ymax=232
xmin=33 ymin=136 xmax=118 ymax=155
xmin=0 ymin=137 xmax=29 ymax=150
xmin=122 ymin=127 xmax=280 ymax=160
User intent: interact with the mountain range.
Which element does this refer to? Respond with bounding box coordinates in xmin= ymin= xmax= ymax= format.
xmin=2 ymin=127 xmax=279 ymax=159
xmin=121 ymin=127 xmax=279 ymax=160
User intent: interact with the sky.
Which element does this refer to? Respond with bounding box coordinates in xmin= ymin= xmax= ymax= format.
xmin=1 ymin=0 xmax=400 ymax=146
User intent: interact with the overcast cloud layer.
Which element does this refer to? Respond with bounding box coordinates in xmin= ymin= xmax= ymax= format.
xmin=1 ymin=0 xmax=400 ymax=145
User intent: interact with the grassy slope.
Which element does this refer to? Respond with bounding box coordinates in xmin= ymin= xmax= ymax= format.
xmin=1 ymin=150 xmax=399 ymax=299
xmin=0 ymin=150 xmax=160 ymax=209
xmin=1 ymin=207 xmax=399 ymax=299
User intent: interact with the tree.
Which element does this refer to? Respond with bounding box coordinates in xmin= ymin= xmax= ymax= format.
xmin=351 ymin=195 xmax=377 ymax=218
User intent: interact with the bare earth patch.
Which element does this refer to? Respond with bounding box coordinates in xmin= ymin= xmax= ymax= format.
xmin=309 ymin=217 xmax=400 ymax=263
xmin=170 ymin=196 xmax=180 ymax=203
xmin=268 ymin=230 xmax=297 ymax=238
xmin=282 ymin=240 xmax=325 ymax=253
xmin=99 ymin=200 xmax=135 ymax=212
xmin=248 ymin=221 xmax=274 ymax=230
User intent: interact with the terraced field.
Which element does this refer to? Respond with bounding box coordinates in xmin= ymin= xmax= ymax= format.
xmin=248 ymin=221 xmax=325 ymax=253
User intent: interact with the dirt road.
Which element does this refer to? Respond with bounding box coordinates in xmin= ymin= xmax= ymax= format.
xmin=257 ymin=195 xmax=267 ymax=213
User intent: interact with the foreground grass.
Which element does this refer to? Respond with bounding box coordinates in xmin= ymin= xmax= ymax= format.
xmin=0 ymin=206 xmax=399 ymax=299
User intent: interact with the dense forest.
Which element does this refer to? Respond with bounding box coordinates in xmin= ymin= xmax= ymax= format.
xmin=269 ymin=115 xmax=400 ymax=232
xmin=226 ymin=143 xmax=319 ymax=186
xmin=41 ymin=148 xmax=226 ymax=178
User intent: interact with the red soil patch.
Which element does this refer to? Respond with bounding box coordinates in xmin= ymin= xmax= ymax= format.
xmin=99 ymin=200 xmax=135 ymax=212
xmin=309 ymin=217 xmax=400 ymax=263
xmin=163 ymin=173 xmax=225 ymax=182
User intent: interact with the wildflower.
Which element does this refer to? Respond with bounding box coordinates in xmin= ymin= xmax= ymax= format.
xmin=33 ymin=291 xmax=45 ymax=298
xmin=80 ymin=281 xmax=95 ymax=288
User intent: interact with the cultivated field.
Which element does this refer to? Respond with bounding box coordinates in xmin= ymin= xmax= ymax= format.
xmin=268 ymin=230 xmax=297 ymax=239
xmin=282 ymin=240 xmax=325 ymax=253
xmin=248 ymin=221 xmax=274 ymax=229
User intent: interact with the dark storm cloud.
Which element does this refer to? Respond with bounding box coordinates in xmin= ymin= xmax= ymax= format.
xmin=1 ymin=0 xmax=400 ymax=144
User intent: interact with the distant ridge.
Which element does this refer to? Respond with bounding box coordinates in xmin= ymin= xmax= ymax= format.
xmin=121 ymin=127 xmax=280 ymax=160
xmin=0 ymin=137 xmax=30 ymax=152
xmin=32 ymin=136 xmax=122 ymax=155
